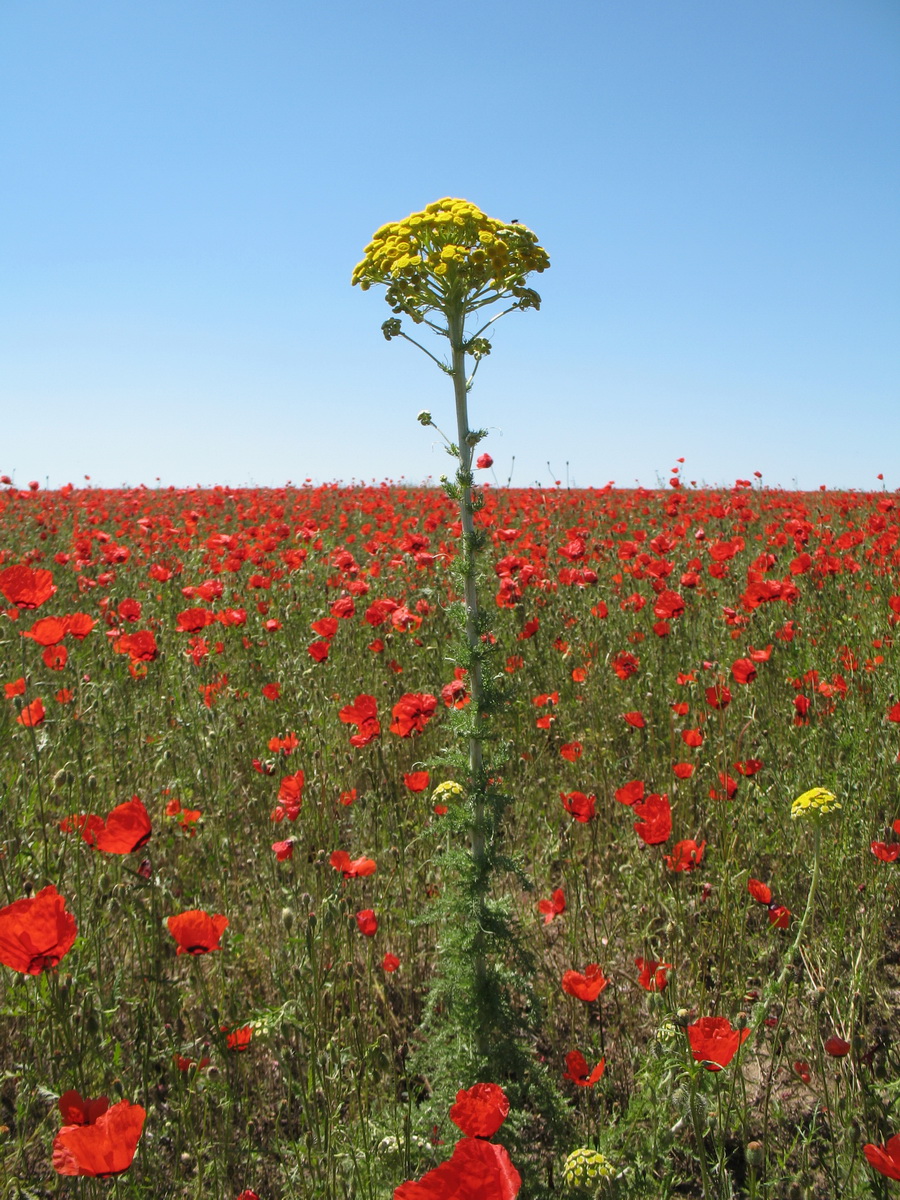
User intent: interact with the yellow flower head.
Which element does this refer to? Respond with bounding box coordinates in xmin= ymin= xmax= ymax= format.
xmin=431 ymin=780 xmax=464 ymax=804
xmin=791 ymin=787 xmax=841 ymax=820
xmin=562 ymin=1148 xmax=615 ymax=1190
xmin=351 ymin=198 xmax=549 ymax=321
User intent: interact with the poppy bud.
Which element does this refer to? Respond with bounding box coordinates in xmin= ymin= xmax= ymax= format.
xmin=746 ymin=1141 xmax=764 ymax=1169
xmin=811 ymin=986 xmax=827 ymax=1009
xmin=735 ymin=1012 xmax=749 ymax=1030
xmin=85 ymin=1011 xmax=100 ymax=1035
xmin=87 ymin=774 xmax=97 ymax=790
xmin=281 ymin=908 xmax=294 ymax=931
xmin=22 ymin=880 xmax=33 ymax=898
xmin=307 ymin=912 xmax=317 ymax=929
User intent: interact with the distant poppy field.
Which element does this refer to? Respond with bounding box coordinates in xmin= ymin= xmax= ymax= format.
xmin=2 ymin=478 xmax=899 ymax=1199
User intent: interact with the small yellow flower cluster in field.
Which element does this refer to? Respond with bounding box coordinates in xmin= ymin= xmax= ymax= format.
xmin=562 ymin=1147 xmax=615 ymax=1189
xmin=791 ymin=787 xmax=841 ymax=820
xmin=351 ymin=199 xmax=549 ymax=319
xmin=431 ymin=780 xmax=464 ymax=804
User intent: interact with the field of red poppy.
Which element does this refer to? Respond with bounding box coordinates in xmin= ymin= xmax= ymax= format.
xmin=1 ymin=479 xmax=899 ymax=1199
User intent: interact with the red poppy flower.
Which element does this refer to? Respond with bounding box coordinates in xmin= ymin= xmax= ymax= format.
xmin=0 ymin=564 xmax=56 ymax=609
xmin=731 ymin=658 xmax=757 ymax=685
xmin=733 ymin=759 xmax=763 ymax=777
xmin=262 ymin=682 xmax=281 ymax=700
xmin=390 ymin=692 xmax=437 ymax=737
xmin=236 ymin=1191 xmax=261 ymax=1200
xmin=623 ymin=710 xmax=646 ymax=728
xmin=561 ymin=964 xmax=609 ymax=1002
xmin=22 ymin=616 xmax=66 ymax=646
xmin=404 ymin=771 xmax=430 ymax=792
xmin=705 ymin=684 xmax=732 ymax=710
xmin=114 ymin=629 xmax=158 ymax=662
xmin=16 ymin=697 xmax=45 ymax=727
xmin=664 ymin=839 xmax=705 ymax=871
xmin=614 ymin=779 xmax=644 ymax=806
xmin=559 ymin=741 xmax=583 ymax=762
xmin=768 ymin=905 xmax=791 ymax=930
xmin=355 ymin=909 xmax=378 ymax=936
xmin=563 ymin=1050 xmax=605 ymax=1087
xmin=338 ymin=694 xmax=381 ymax=747
xmin=681 ymin=728 xmax=703 ymax=747
xmin=311 ymin=617 xmax=339 ymax=639
xmin=824 ymin=1035 xmax=851 ymax=1057
xmin=58 ymin=1090 xmax=109 ymax=1125
xmin=672 ymin=762 xmax=695 ymax=779
xmin=43 ymin=644 xmax=68 ymax=670
xmin=338 ymin=788 xmax=357 ymax=806
xmin=449 ymin=1083 xmax=510 ymax=1138
xmin=687 ymin=1016 xmax=750 ymax=1070
xmin=382 ymin=952 xmax=400 ymax=972
xmin=395 ymin=1136 xmax=521 ymax=1200
xmin=93 ymin=798 xmax=152 ymax=854
xmin=272 ymin=838 xmax=295 ymax=861
xmin=223 ymin=1024 xmax=253 ymax=1051
xmin=307 ymin=640 xmax=329 ymax=662
xmin=60 ymin=813 xmax=105 ymax=845
xmin=748 ymin=878 xmax=772 ymax=905
xmin=793 ymin=1060 xmax=811 ymax=1083
xmin=330 ymin=850 xmax=377 ymax=878
xmin=476 ymin=453 xmax=493 ymax=469
xmin=632 ymin=793 xmax=672 ymax=845
xmin=560 ymin=791 xmax=596 ymax=823
xmin=0 ymin=885 xmax=77 ymax=974
xmin=167 ymin=910 xmax=228 ymax=955
xmin=888 ymin=703 xmax=900 ymax=724
xmin=4 ymin=677 xmax=25 ymax=698
xmin=864 ymin=1135 xmax=900 ymax=1181
xmin=871 ymin=842 xmax=900 ymax=862
xmin=268 ymin=732 xmax=298 ymax=754
xmin=537 ymin=888 xmax=566 ymax=924
xmin=636 ymin=957 xmax=672 ymax=991
xmin=52 ymin=1098 xmax=145 ymax=1177
xmin=610 ymin=651 xmax=639 ymax=680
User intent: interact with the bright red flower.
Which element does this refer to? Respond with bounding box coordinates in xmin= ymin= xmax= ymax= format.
xmin=682 ymin=728 xmax=703 ymax=747
xmin=449 ymin=1083 xmax=510 ymax=1138
xmin=768 ymin=905 xmax=791 ymax=929
xmin=623 ymin=710 xmax=646 ymax=728
xmin=537 ymin=888 xmax=566 ymax=924
xmin=610 ymin=650 xmax=639 ymax=680
xmin=58 ymin=1090 xmax=109 ymax=1126
xmin=687 ymin=1016 xmax=750 ymax=1070
xmin=731 ymin=658 xmax=757 ymax=685
xmin=614 ymin=779 xmax=644 ymax=806
xmin=793 ymin=1060 xmax=811 ymax=1083
xmin=559 ymin=741 xmax=583 ymax=762
xmin=93 ymin=798 xmax=152 ymax=854
xmin=262 ymin=682 xmax=281 ymax=700
xmin=167 ymin=910 xmax=228 ymax=955
xmin=404 ymin=771 xmax=430 ymax=792
xmin=871 ymin=842 xmax=900 ymax=862
xmin=476 ymin=453 xmax=493 ymax=469
xmin=390 ymin=692 xmax=437 ymax=737
xmin=223 ymin=1024 xmax=253 ymax=1051
xmin=632 ymin=793 xmax=672 ymax=845
xmin=672 ymin=762 xmax=695 ymax=780
xmin=22 ymin=616 xmax=66 ymax=646
xmin=272 ymin=838 xmax=295 ymax=861
xmin=175 ymin=607 xmax=215 ymax=633
xmin=114 ymin=629 xmax=158 ymax=662
xmin=338 ymin=788 xmax=357 ymax=806
xmin=864 ymin=1135 xmax=900 ymax=1181
xmin=748 ymin=878 xmax=772 ymax=905
xmin=665 ymin=839 xmax=705 ymax=871
xmin=562 ymin=1050 xmax=605 ymax=1087
xmin=52 ymin=1098 xmax=145 ymax=1177
xmin=43 ymin=644 xmax=68 ymax=670
xmin=887 ymin=702 xmax=900 ymax=724
xmin=382 ymin=952 xmax=400 ymax=972
xmin=0 ymin=885 xmax=77 ymax=975
xmin=395 ymin=1136 xmax=521 ymax=1200
xmin=61 ymin=613 xmax=94 ymax=640
xmin=705 ymin=684 xmax=732 ymax=709
xmin=16 ymin=697 xmax=46 ymax=727
xmin=824 ymin=1035 xmax=851 ymax=1057
xmin=560 ymin=791 xmax=596 ymax=823
xmin=4 ymin=677 xmax=25 ymax=698
xmin=338 ymin=694 xmax=381 ymax=747
xmin=330 ymin=850 xmax=377 ymax=878
xmin=355 ymin=908 xmax=378 ymax=936
xmin=733 ymin=758 xmax=763 ymax=777
xmin=0 ymin=564 xmax=56 ymax=609
xmin=636 ymin=957 xmax=672 ymax=991
xmin=561 ymin=964 xmax=609 ymax=1002
xmin=307 ymin=640 xmax=329 ymax=662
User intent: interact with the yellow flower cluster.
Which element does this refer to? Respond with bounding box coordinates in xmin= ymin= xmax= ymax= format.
xmin=562 ymin=1147 xmax=615 ymax=1190
xmin=791 ymin=787 xmax=841 ymax=820
xmin=351 ymin=198 xmax=549 ymax=318
xmin=431 ymin=780 xmax=464 ymax=804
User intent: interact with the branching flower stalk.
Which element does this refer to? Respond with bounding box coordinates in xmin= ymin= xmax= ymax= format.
xmin=352 ymin=199 xmax=554 ymax=1086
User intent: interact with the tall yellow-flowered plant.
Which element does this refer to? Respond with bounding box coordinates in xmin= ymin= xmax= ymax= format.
xmin=353 ymin=200 xmax=559 ymax=1127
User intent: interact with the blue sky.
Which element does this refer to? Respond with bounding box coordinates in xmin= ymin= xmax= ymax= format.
xmin=2 ymin=0 xmax=897 ymax=491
